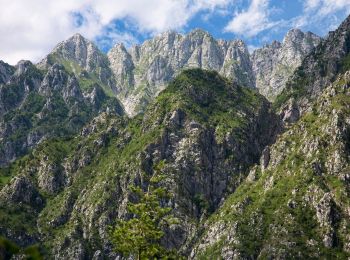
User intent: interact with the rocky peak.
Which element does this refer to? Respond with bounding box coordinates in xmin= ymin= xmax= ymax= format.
xmin=109 ymin=28 xmax=254 ymax=115
xmin=43 ymin=33 xmax=105 ymax=72
xmin=14 ymin=60 xmax=34 ymax=76
xmin=275 ymin=14 xmax=350 ymax=117
xmin=187 ymin=28 xmax=212 ymax=41
xmin=71 ymin=32 xmax=85 ymax=41
xmin=38 ymin=33 xmax=118 ymax=95
xmin=251 ymin=28 xmax=321 ymax=100
xmin=283 ymin=28 xmax=304 ymax=42
xmin=282 ymin=28 xmax=321 ymax=58
xmin=270 ymin=40 xmax=282 ymax=49
xmin=232 ymin=39 xmax=247 ymax=47
xmin=0 ymin=60 xmax=15 ymax=84
xmin=155 ymin=30 xmax=180 ymax=46
xmin=107 ymin=26 xmax=322 ymax=116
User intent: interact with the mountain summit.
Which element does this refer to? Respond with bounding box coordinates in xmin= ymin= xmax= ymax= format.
xmin=38 ymin=33 xmax=118 ymax=95
xmin=251 ymin=28 xmax=321 ymax=100
xmin=2 ymin=14 xmax=350 ymax=259
xmin=35 ymin=28 xmax=321 ymax=116
xmin=106 ymin=28 xmax=320 ymax=115
xmin=108 ymin=29 xmax=254 ymax=115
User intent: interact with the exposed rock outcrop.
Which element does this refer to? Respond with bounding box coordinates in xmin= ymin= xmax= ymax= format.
xmin=251 ymin=29 xmax=321 ymax=100
xmin=191 ymin=71 xmax=350 ymax=259
xmin=108 ymin=30 xmax=254 ymax=115
xmin=276 ymin=15 xmax=350 ymax=118
xmin=38 ymin=33 xmax=118 ymax=94
xmin=0 ymin=69 xmax=280 ymax=258
xmin=0 ymin=60 xmax=123 ymax=166
xmin=107 ymin=28 xmax=320 ymax=115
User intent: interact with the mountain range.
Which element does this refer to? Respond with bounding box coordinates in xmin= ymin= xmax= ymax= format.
xmin=40 ymin=26 xmax=321 ymax=116
xmin=0 ymin=13 xmax=350 ymax=260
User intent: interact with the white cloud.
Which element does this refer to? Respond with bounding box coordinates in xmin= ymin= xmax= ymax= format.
xmin=306 ymin=0 xmax=350 ymax=16
xmin=294 ymin=0 xmax=350 ymax=32
xmin=224 ymin=0 xmax=280 ymax=37
xmin=0 ymin=0 xmax=232 ymax=65
xmin=2 ymin=0 xmax=348 ymax=65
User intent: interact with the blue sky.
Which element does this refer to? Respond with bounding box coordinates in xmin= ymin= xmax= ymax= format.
xmin=1 ymin=0 xmax=350 ymax=64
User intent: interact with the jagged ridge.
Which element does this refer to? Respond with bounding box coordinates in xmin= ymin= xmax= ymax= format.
xmin=0 ymin=59 xmax=123 ymax=166
xmin=275 ymin=15 xmax=350 ymax=118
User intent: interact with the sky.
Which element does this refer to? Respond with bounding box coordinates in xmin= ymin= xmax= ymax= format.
xmin=1 ymin=0 xmax=350 ymax=65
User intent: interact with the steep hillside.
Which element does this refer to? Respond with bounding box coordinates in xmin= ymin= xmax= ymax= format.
xmin=276 ymin=14 xmax=350 ymax=120
xmin=0 ymin=59 xmax=123 ymax=166
xmin=2 ymin=12 xmax=350 ymax=260
xmin=192 ymin=71 xmax=350 ymax=259
xmin=0 ymin=61 xmax=15 ymax=84
xmin=0 ymin=69 xmax=279 ymax=258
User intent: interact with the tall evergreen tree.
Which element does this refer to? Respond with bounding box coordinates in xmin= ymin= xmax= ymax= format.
xmin=111 ymin=174 xmax=178 ymax=259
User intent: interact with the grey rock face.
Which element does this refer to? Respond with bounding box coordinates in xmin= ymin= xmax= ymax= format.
xmin=107 ymin=43 xmax=135 ymax=91
xmin=107 ymin=28 xmax=321 ymax=115
xmin=251 ymin=29 xmax=321 ymax=100
xmin=0 ymin=59 xmax=123 ymax=166
xmin=38 ymin=33 xmax=118 ymax=94
xmin=108 ymin=30 xmax=254 ymax=115
xmin=0 ymin=176 xmax=43 ymax=208
xmin=39 ymin=63 xmax=69 ymax=95
xmin=43 ymin=103 xmax=277 ymax=258
xmin=278 ymin=15 xmax=350 ymax=118
xmin=280 ymin=98 xmax=300 ymax=124
xmin=0 ymin=70 xmax=282 ymax=258
xmin=37 ymin=159 xmax=67 ymax=194
xmin=31 ymin=29 xmax=322 ymax=117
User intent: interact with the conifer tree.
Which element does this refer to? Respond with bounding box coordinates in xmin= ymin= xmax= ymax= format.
xmin=111 ymin=173 xmax=178 ymax=259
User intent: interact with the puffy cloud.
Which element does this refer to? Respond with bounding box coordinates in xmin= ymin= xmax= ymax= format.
xmin=1 ymin=0 xmax=349 ymax=65
xmin=0 ymin=1 xmax=85 ymax=64
xmin=224 ymin=0 xmax=280 ymax=37
xmin=294 ymin=0 xmax=350 ymax=32
xmin=304 ymin=0 xmax=350 ymax=16
xmin=0 ymin=0 xmax=231 ymax=65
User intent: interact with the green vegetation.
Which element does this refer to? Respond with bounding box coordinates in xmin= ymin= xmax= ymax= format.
xmin=0 ymin=154 xmax=31 ymax=188
xmin=340 ymin=53 xmax=350 ymax=72
xmin=0 ymin=69 xmax=270 ymax=258
xmin=273 ymin=67 xmax=309 ymax=110
xmin=0 ymin=236 xmax=43 ymax=260
xmin=145 ymin=69 xmax=265 ymax=143
xmin=4 ymin=67 xmax=349 ymax=258
xmin=198 ymin=76 xmax=350 ymax=258
xmin=111 ymin=174 xmax=178 ymax=259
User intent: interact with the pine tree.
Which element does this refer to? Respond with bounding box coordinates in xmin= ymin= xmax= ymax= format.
xmin=111 ymin=174 xmax=178 ymax=259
